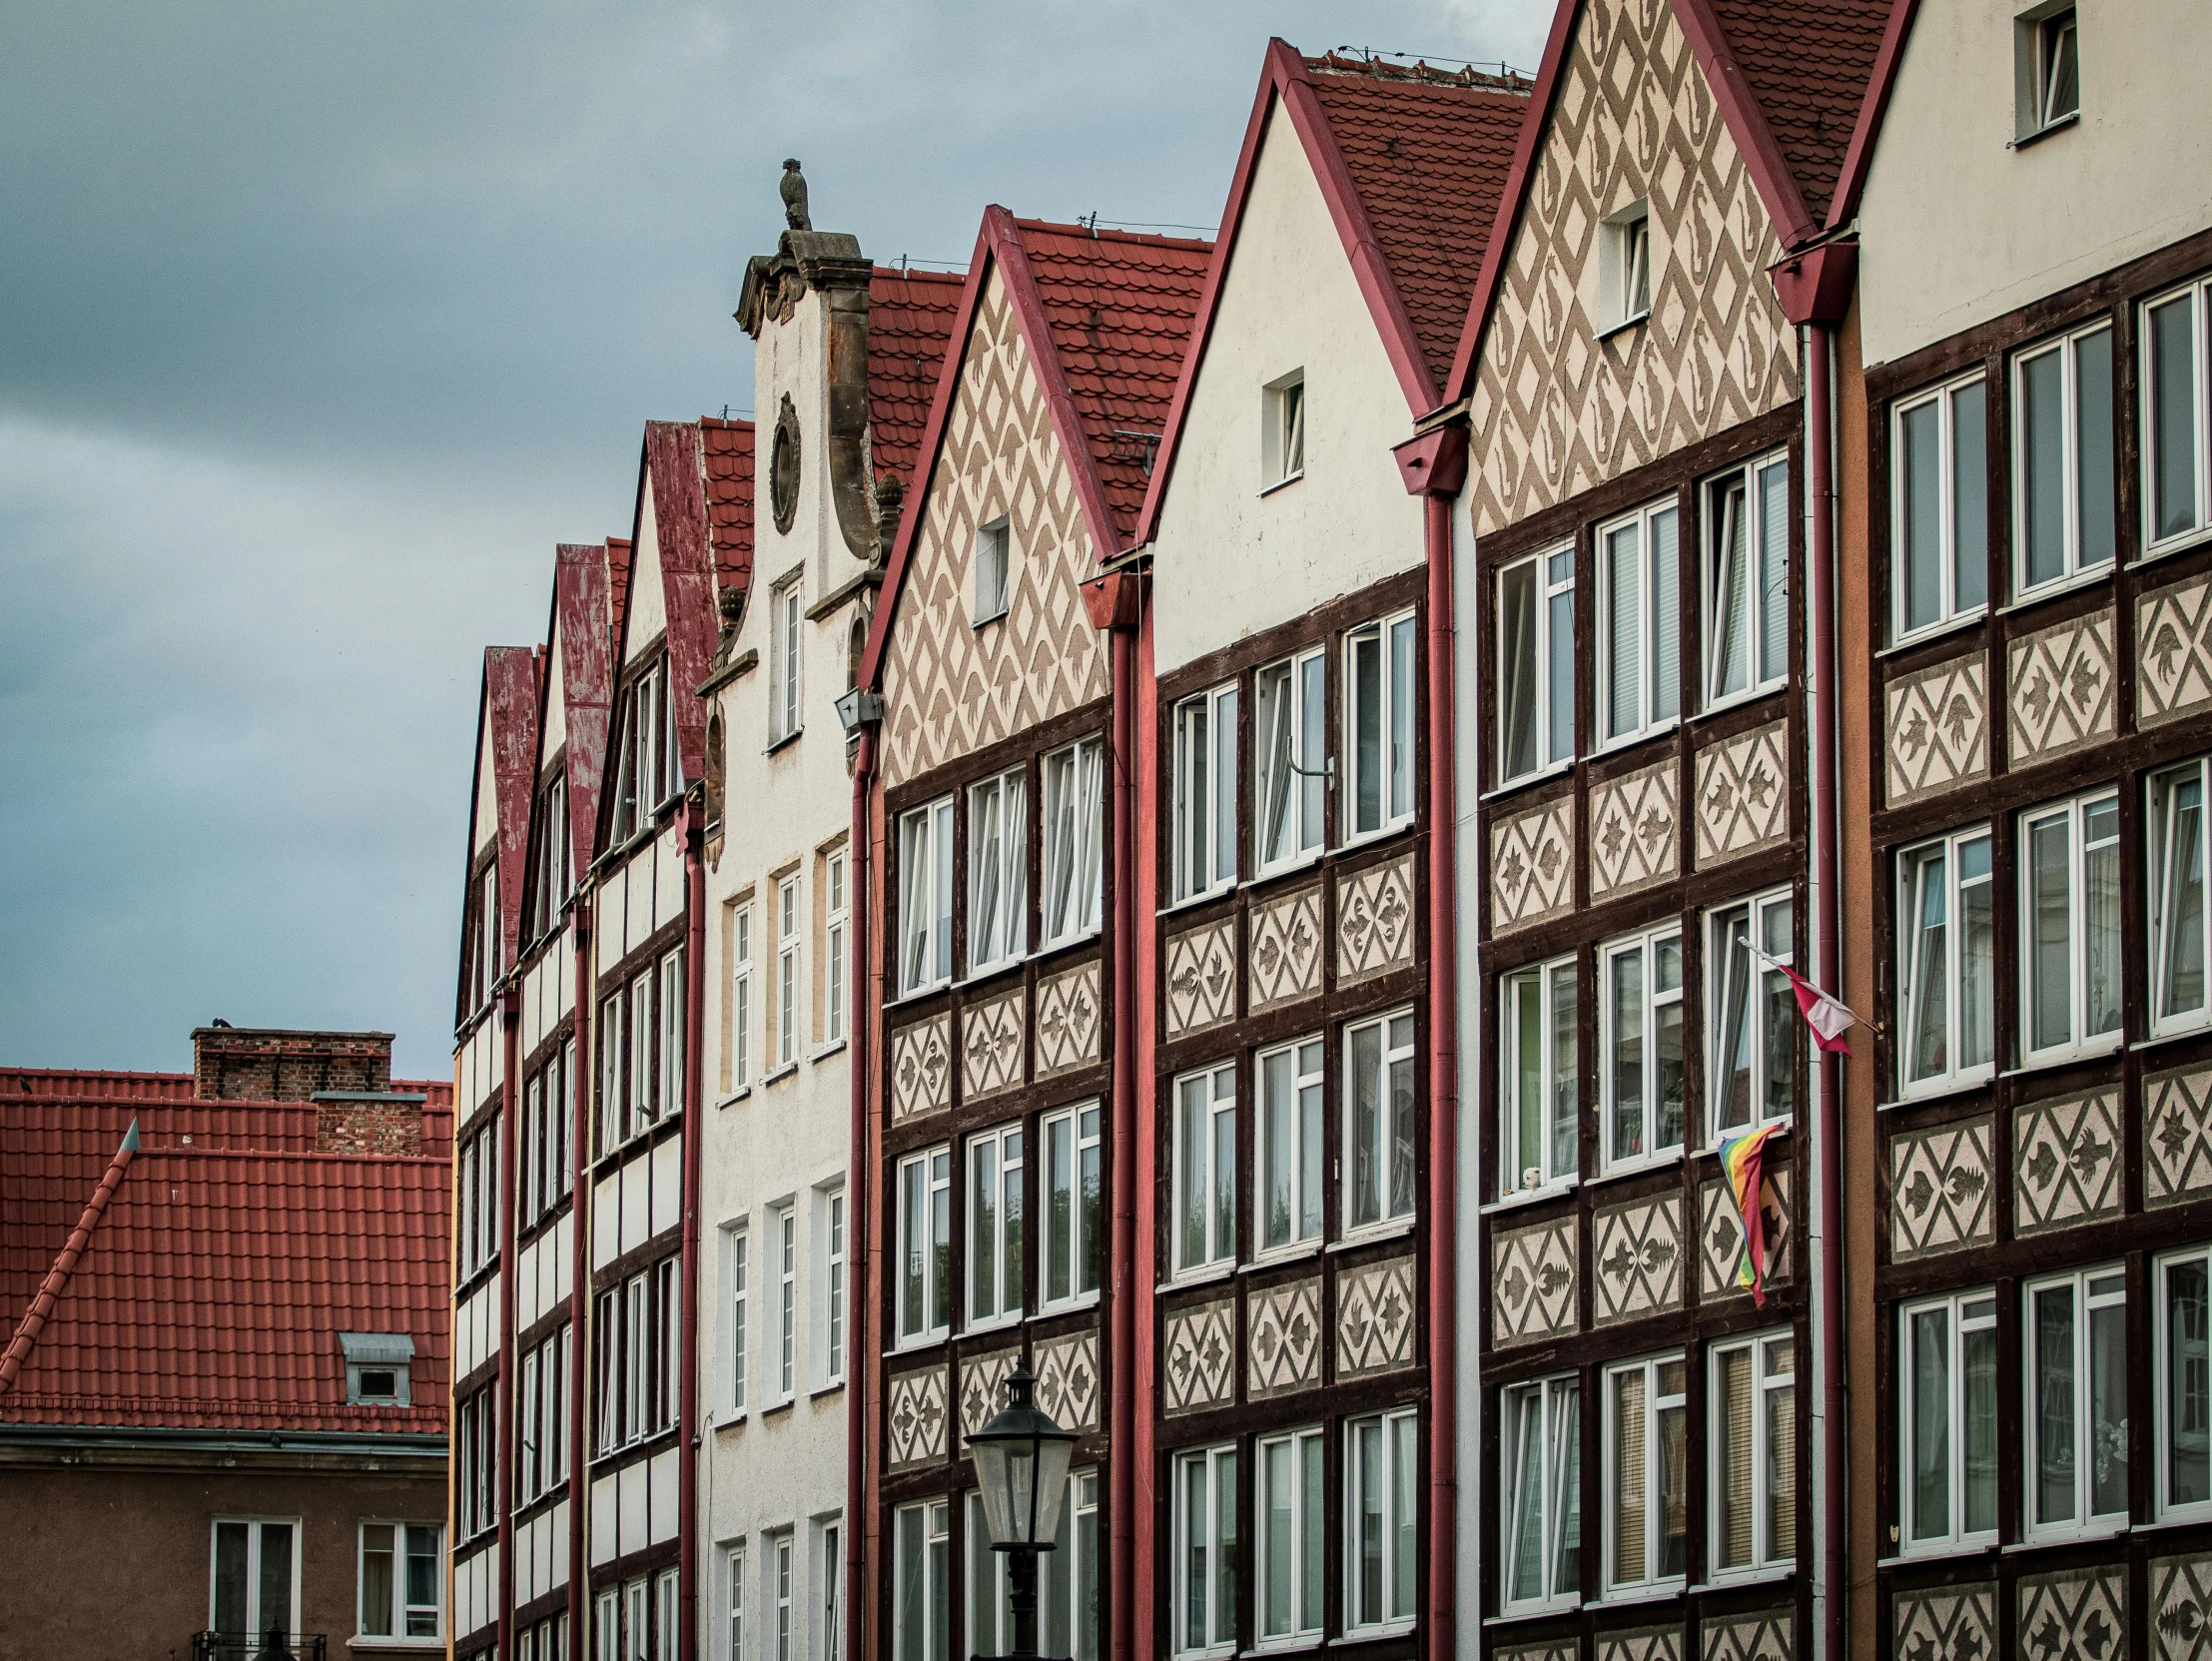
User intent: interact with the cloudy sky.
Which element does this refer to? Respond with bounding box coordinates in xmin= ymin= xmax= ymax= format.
xmin=0 ymin=0 xmax=1548 ymax=1080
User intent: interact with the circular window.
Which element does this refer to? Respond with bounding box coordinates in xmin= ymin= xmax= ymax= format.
xmin=771 ymin=393 xmax=801 ymax=534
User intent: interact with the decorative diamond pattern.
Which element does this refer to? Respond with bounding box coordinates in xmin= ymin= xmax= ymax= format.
xmin=2018 ymin=1565 xmax=2126 ymax=1661
xmin=886 ymin=1365 xmax=949 ymax=1470
xmin=1035 ymin=959 xmax=1102 ymax=1079
xmin=891 ymin=1014 xmax=951 ymax=1122
xmin=2014 ymin=1090 xmax=2123 ymax=1236
xmin=961 ymin=989 xmax=1025 ymax=1101
xmin=2008 ymin=608 xmax=2116 ymax=767
xmin=1247 ymin=884 xmax=1323 ymax=1012
xmin=1694 ymin=720 xmax=1789 ymax=867
xmin=1593 ymin=1193 xmax=1682 ymax=1325
xmin=1889 ymin=1116 xmax=1994 ymax=1261
xmin=1599 ymin=1629 xmax=1683 ymax=1661
xmin=2140 ymin=573 xmax=2212 ymax=729
xmin=1164 ymin=920 xmax=1236 ymax=1039
xmin=1492 ymin=793 xmax=1574 ymax=934
xmin=959 ymin=1346 xmax=1017 ymax=1441
xmin=1337 ymin=1254 xmax=1418 ymax=1378
xmin=1246 ymin=1276 xmax=1322 ymax=1398
xmin=1498 ymin=1644 xmax=1577 ymax=1661
xmin=1162 ymin=1297 xmax=1235 ymax=1415
xmin=1034 ymin=1328 xmax=1101 ymax=1432
xmin=1493 ymin=1216 xmax=1577 ymax=1348
xmin=1704 ymin=1611 xmax=1793 ymax=1661
xmin=1894 ymin=1584 xmax=1995 ymax=1661
xmin=1590 ymin=757 xmax=1679 ymax=902
xmin=1886 ymin=651 xmax=1988 ymax=806
xmin=2147 ymin=1064 xmax=2212 ymax=1209
xmin=2153 ymin=1553 xmax=2212 ymax=1661
xmin=1337 ymin=854 xmax=1416 ymax=984
xmin=1698 ymin=1167 xmax=1793 ymax=1300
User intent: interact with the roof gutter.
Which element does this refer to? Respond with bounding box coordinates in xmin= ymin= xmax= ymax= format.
xmin=0 ymin=1119 xmax=138 ymax=1394
xmin=0 ymin=1422 xmax=447 ymax=1455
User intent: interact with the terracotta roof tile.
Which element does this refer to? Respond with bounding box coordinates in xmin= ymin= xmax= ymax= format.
xmin=699 ymin=417 xmax=754 ymax=595
xmin=1705 ymin=0 xmax=1895 ymax=228
xmin=868 ymin=267 xmax=965 ymax=491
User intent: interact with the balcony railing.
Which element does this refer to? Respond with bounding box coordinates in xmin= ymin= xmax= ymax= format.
xmin=192 ymin=1634 xmax=329 ymax=1661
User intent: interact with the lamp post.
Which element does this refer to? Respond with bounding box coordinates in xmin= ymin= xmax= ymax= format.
xmin=963 ymin=1362 xmax=1077 ymax=1661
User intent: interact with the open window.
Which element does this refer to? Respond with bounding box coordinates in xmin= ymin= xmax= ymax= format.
xmin=1263 ymin=371 xmax=1305 ymax=489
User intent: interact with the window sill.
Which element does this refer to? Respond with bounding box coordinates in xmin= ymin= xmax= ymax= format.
xmin=1590 ymin=1148 xmax=1686 ymax=1188
xmin=1039 ymin=1292 xmax=1104 ymax=1318
xmin=1157 ymin=884 xmax=1237 ymax=919
xmin=1340 ymin=1624 xmax=1416 ymax=1645
xmin=2134 ymin=1510 xmax=2212 ymax=1534
xmin=1998 ymin=561 xmax=2113 ymax=616
xmin=1259 ymin=471 xmax=1305 ymax=499
xmin=760 ymin=1062 xmax=800 ymax=1088
xmin=2009 ymin=110 xmax=2079 ymax=151
xmin=809 ymin=1038 xmax=849 ymax=1063
xmin=2135 ymin=527 xmax=2212 ymax=570
xmin=1691 ymin=1565 xmax=1794 ymax=1593
xmin=1594 ymin=1585 xmax=1685 ymax=1609
xmin=349 ymin=1639 xmax=445 ymax=1651
xmin=973 ymin=606 xmax=1009 ymax=631
xmin=1482 ymin=759 xmax=1576 ymax=805
xmin=886 ymin=1334 xmax=949 ymax=1358
xmin=1330 ymin=1219 xmax=1416 ymax=1252
xmin=886 ymin=981 xmax=952 ymax=1011
xmin=1161 ymin=1262 xmax=1238 ymax=1294
xmin=2007 ymin=1518 xmax=2129 ymax=1552
xmin=1881 ymin=1073 xmax=1994 ymax=1112
xmin=713 ymin=1412 xmax=748 ymax=1434
xmin=1692 ymin=681 xmax=1788 ymax=724
xmin=1340 ymin=818 xmax=1417 ymax=856
xmin=1245 ymin=1242 xmax=1324 ymax=1272
xmin=1596 ymin=310 xmax=1651 ymax=344
xmin=1698 ymin=1117 xmax=1793 ymax=1158
xmin=1482 ymin=1602 xmax=1580 ymax=1628
xmin=1040 ymin=925 xmax=1105 ymax=957
xmin=2137 ymin=1020 xmax=2212 ymax=1053
xmin=2001 ymin=1036 xmax=2125 ymax=1079
xmin=1252 ymin=850 xmax=1326 ymax=889
xmin=960 ymin=957 xmax=1028 ymax=990
xmin=1881 ymin=610 xmax=1989 ymax=659
xmin=1594 ymin=718 xmax=1680 ymax=762
xmin=810 ymin=1379 xmax=847 ymax=1402
xmin=1482 ymin=1178 xmax=1579 ymax=1215
xmin=760 ymin=1399 xmax=795 ymax=1420
xmin=716 ymin=1087 xmax=753 ymax=1109
xmin=964 ymin=1314 xmax=1025 ymax=1340
xmin=1879 ymin=1538 xmax=1998 ymax=1568
xmin=764 ymin=729 xmax=803 ymax=757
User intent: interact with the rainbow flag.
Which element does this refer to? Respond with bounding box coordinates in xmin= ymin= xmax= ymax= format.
xmin=1718 ymin=1125 xmax=1780 ymax=1306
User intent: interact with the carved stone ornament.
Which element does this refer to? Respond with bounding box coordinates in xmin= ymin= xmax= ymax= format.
xmin=780 ymin=158 xmax=812 ymax=232
xmin=771 ymin=393 xmax=801 ymax=535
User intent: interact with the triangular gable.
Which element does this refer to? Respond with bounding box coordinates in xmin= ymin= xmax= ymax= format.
xmin=533 ymin=543 xmax=615 ymax=904
xmin=463 ymin=645 xmax=539 ymax=975
xmin=612 ymin=421 xmax=717 ymax=789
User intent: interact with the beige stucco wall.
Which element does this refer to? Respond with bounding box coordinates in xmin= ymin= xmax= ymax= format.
xmin=471 ymin=715 xmax=499 ymax=857
xmin=1148 ymin=105 xmax=1424 ymax=677
xmin=625 ymin=485 xmax=667 ymax=663
xmin=1857 ymin=0 xmax=2212 ymax=370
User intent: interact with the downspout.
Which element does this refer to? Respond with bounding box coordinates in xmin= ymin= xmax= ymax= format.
xmin=681 ymin=794 xmax=709 ymax=1661
xmin=499 ymin=990 xmax=522 ymax=1661
xmin=570 ymin=894 xmax=594 ymax=1656
xmin=846 ymin=722 xmax=878 ymax=1661
xmin=0 ymin=1119 xmax=138 ymax=1391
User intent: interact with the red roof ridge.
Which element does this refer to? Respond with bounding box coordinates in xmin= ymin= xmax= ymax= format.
xmin=1006 ymin=217 xmax=1216 ymax=254
xmin=869 ymin=264 xmax=967 ymax=286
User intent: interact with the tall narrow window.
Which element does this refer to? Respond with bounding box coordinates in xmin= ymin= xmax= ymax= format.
xmin=1256 ymin=1037 xmax=1324 ymax=1254
xmin=659 ymin=1567 xmax=681 ymax=1661
xmin=822 ymin=1522 xmax=843 ymax=1661
xmin=1172 ymin=1444 xmax=1239 ymax=1656
xmin=1899 ymin=1289 xmax=1998 ymax=1553
xmin=728 ymin=1225 xmax=749 ymax=1415
xmin=557 ymin=1037 xmax=575 ymax=1202
xmin=1042 ymin=1103 xmax=1104 ymax=1307
xmin=2035 ymin=7 xmax=2079 ymax=129
xmin=823 ymin=1190 xmax=846 ymax=1384
xmin=2152 ymin=758 xmax=2210 ymax=1036
xmin=727 ymin=1545 xmax=746 ymax=1661
xmin=520 ymin=1072 xmax=543 ymax=1227
xmin=1893 ymin=374 xmax=1990 ymax=638
xmin=770 ymin=578 xmax=803 ymax=744
xmin=660 ymin=948 xmax=686 ymax=1119
xmin=774 ymin=1205 xmax=796 ymax=1401
xmin=2020 ymin=789 xmax=2123 ymax=1063
xmin=1501 ymin=1376 xmax=1581 ymax=1613
xmin=896 ymin=1147 xmax=952 ymax=1345
xmin=1345 ymin=1407 xmax=1418 ymax=1634
xmin=361 ymin=1523 xmax=445 ymax=1639
xmin=1346 ymin=609 xmax=1418 ymax=838
xmin=1704 ymin=451 xmax=1791 ymax=705
xmin=1708 ymin=890 xmax=1798 ymax=1136
xmin=1710 ymin=1331 xmax=1797 ymax=1578
xmin=892 ymin=1500 xmax=950 ymax=1661
xmin=825 ymin=852 xmax=849 ymax=1044
xmin=1603 ymin=204 xmax=1652 ymax=329
xmin=898 ymin=798 xmax=955 ymax=994
xmin=1264 ymin=373 xmax=1305 ymax=487
xmin=1256 ymin=1427 xmax=1324 ymax=1643
xmin=1255 ymin=648 xmax=1326 ymax=872
xmin=969 ymin=768 xmax=1029 ymax=974
xmin=1598 ymin=499 xmax=1680 ymax=745
xmin=2159 ymin=1245 xmax=2212 ymax=1521
xmin=1171 ymin=683 xmax=1239 ymax=901
xmin=975 ymin=518 xmax=1012 ymax=623
xmin=1603 ymin=1353 xmax=1687 ymax=1596
xmin=532 ymin=772 xmax=571 ymax=940
xmin=1344 ymin=1011 xmax=1416 ymax=1234
xmin=211 ymin=1518 xmax=301 ymax=1644
xmin=1498 ymin=545 xmax=1575 ymax=783
xmin=2014 ymin=322 xmax=2115 ymax=595
xmin=1897 ymin=829 xmax=1996 ymax=1096
xmin=1600 ymin=925 xmax=1684 ymax=1172
xmin=732 ymin=901 xmax=754 ymax=1089
xmin=772 ymin=1537 xmax=793 ymax=1661
xmin=1172 ymin=1064 xmax=1236 ymax=1277
xmin=2144 ymin=279 xmax=2211 ymax=550
xmin=597 ymin=1588 xmax=620 ymax=1661
xmin=1043 ymin=736 xmax=1104 ymax=947
xmin=628 ymin=971 xmax=656 ymax=1139
xmin=776 ymin=876 xmax=800 ymax=1069
xmin=1039 ymin=1470 xmax=1100 ymax=1661
xmin=966 ymin=1123 xmax=1025 ymax=1329
xmin=2025 ymin=1264 xmax=2128 ymax=1540
xmin=1501 ymin=957 xmax=1578 ymax=1195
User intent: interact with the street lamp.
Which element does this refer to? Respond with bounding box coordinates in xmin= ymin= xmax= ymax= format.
xmin=964 ymin=1362 xmax=1077 ymax=1661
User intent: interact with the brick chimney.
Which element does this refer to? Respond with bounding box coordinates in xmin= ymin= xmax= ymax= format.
xmin=192 ymin=1027 xmax=395 ymax=1103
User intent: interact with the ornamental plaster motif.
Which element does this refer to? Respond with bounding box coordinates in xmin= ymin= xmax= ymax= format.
xmin=1697 ymin=1167 xmax=1792 ymax=1301
xmin=2018 ymin=1565 xmax=2126 ymax=1661
xmin=1885 ymin=652 xmax=1988 ymax=806
xmin=1493 ymin=1216 xmax=1577 ymax=1348
xmin=961 ymin=988 xmax=1025 ymax=1101
xmin=2007 ymin=608 xmax=2116 ymax=767
xmin=1464 ymin=0 xmax=1799 ymax=539
xmin=2013 ymin=1090 xmax=2123 ymax=1236
xmin=1162 ymin=1297 xmax=1235 ymax=1416
xmin=2140 ymin=572 xmax=2212 ymax=728
xmin=891 ymin=1015 xmax=952 ymax=1122
xmin=1035 ymin=960 xmax=1102 ymax=1079
xmin=958 ymin=1346 xmax=1017 ymax=1441
xmin=879 ymin=283 xmax=1107 ymax=788
xmin=1499 ymin=1644 xmax=1580 ymax=1661
xmin=1492 ymin=794 xmax=1574 ymax=934
xmin=2147 ymin=1064 xmax=2212 ymax=1209
xmin=1592 ymin=1192 xmax=1682 ymax=1325
xmin=1598 ymin=1630 xmax=1683 ymax=1661
xmin=1589 ymin=757 xmax=1679 ymax=901
xmin=1694 ymin=720 xmax=1789 ymax=867
xmin=886 ymin=1365 xmax=949 ymax=1470
xmin=1247 ymin=885 xmax=1324 ymax=1012
xmin=1336 ymin=1255 xmax=1418 ymax=1378
xmin=1703 ymin=1613 xmax=1792 ymax=1661
xmin=1888 ymin=1117 xmax=1994 ymax=1261
xmin=1337 ymin=854 xmax=1416 ymax=984
xmin=1164 ymin=920 xmax=1236 ymax=1039
xmin=1245 ymin=1276 xmax=1322 ymax=1398
xmin=1034 ymin=1328 xmax=1100 ymax=1432
xmin=1892 ymin=1584 xmax=1994 ymax=1661
xmin=2152 ymin=1553 xmax=2212 ymax=1661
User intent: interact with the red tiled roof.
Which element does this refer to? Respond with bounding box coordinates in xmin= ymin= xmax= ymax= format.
xmin=869 ymin=268 xmax=966 ymax=493
xmin=1301 ymin=55 xmax=1531 ymax=394
xmin=699 ymin=417 xmax=755 ymax=596
xmin=0 ymin=1088 xmax=449 ymax=1434
xmin=1704 ymin=0 xmax=1895 ymax=230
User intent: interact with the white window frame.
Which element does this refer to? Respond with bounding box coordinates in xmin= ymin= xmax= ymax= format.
xmin=770 ymin=576 xmax=803 ymax=745
xmin=1706 ymin=888 xmax=1798 ymax=1139
xmin=1254 ymin=647 xmax=1327 ymax=875
xmin=2023 ymin=1262 xmax=2129 ymax=1541
xmin=1344 ymin=607 xmax=1418 ymax=841
xmin=1263 ymin=371 xmax=1305 ymax=488
xmin=1040 ymin=1102 xmax=1103 ymax=1310
xmin=1500 ymin=956 xmax=1578 ymax=1198
xmin=2151 ymin=757 xmax=2211 ymax=1038
xmin=1600 ymin=1352 xmax=1687 ymax=1598
xmin=1172 ymin=682 xmax=1239 ymax=902
xmin=1171 ymin=1443 xmax=1239 ymax=1658
xmin=965 ymin=1121 xmax=1025 ymax=1331
xmin=1602 ymin=202 xmax=1652 ymax=331
xmin=2143 ymin=277 xmax=2212 ymax=553
xmin=1254 ymin=1036 xmax=1324 ymax=1258
xmin=2158 ymin=1243 xmax=2212 ymax=1523
xmin=1343 ymin=1406 xmax=1418 ymax=1637
xmin=2019 ymin=788 xmax=2124 ymax=1065
xmin=776 ymin=875 xmax=801 ymax=1070
xmin=660 ymin=947 xmax=686 ymax=1120
xmin=1896 ymin=827 xmax=1998 ymax=1098
xmin=1596 ymin=496 xmax=1681 ymax=748
xmin=896 ymin=1146 xmax=953 ymax=1345
xmin=1254 ymin=1426 xmax=1324 ymax=1647
xmin=968 ymin=767 xmax=1029 ymax=975
xmin=2012 ymin=320 xmax=2116 ymax=597
xmin=1171 ymin=1063 xmax=1236 ymax=1278
xmin=1499 ymin=1374 xmax=1581 ymax=1615
xmin=892 ymin=1499 xmax=950 ymax=1661
xmin=1042 ymin=735 xmax=1105 ymax=948
xmin=726 ymin=1223 xmax=749 ymax=1416
xmin=726 ymin=1544 xmax=746 ymax=1661
xmin=1041 ymin=1470 xmax=1099 ymax=1661
xmin=975 ymin=517 xmax=1011 ymax=624
xmin=358 ymin=1521 xmax=443 ymax=1642
xmin=1891 ymin=372 xmax=1990 ymax=641
xmin=821 ymin=1187 xmax=847 ymax=1386
xmin=825 ymin=850 xmax=849 ymax=1044
xmin=773 ymin=1204 xmax=797 ymax=1403
xmin=821 ymin=1519 xmax=844 ymax=1661
xmin=1496 ymin=543 xmax=1575 ymax=785
xmin=1598 ymin=924 xmax=1684 ymax=1175
xmin=898 ymin=798 xmax=956 ymax=996
xmin=1898 ymin=1288 xmax=1999 ymax=1555
xmin=771 ymin=1533 xmax=794 ymax=1661
xmin=209 ymin=1516 xmax=303 ymax=1640
xmin=732 ymin=900 xmax=754 ymax=1088
xmin=2016 ymin=3 xmax=2079 ymax=136
xmin=657 ymin=1567 xmax=680 ymax=1661
xmin=1707 ymin=1329 xmax=1797 ymax=1581
xmin=1343 ymin=1009 xmax=1416 ymax=1237
xmin=1702 ymin=449 xmax=1791 ymax=707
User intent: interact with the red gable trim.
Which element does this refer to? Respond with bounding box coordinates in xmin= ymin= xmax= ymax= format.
xmin=620 ymin=421 xmax=718 ymax=792
xmin=472 ymin=646 xmax=540 ymax=976
xmin=1825 ymin=0 xmax=1921 ymax=232
xmin=538 ymin=543 xmax=615 ymax=906
xmin=1671 ymin=0 xmax=1818 ymax=251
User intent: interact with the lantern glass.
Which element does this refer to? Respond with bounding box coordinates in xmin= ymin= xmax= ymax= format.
xmin=965 ymin=1368 xmax=1079 ymax=1551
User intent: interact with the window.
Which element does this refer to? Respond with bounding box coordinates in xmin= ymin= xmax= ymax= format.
xmin=1897 ymin=829 xmax=1997 ymax=1096
xmin=464 ymin=858 xmax=501 ymax=1014
xmin=966 ymin=1123 xmax=1024 ymax=1328
xmin=614 ymin=656 xmax=680 ymax=840
xmin=658 ymin=1569 xmax=681 ymax=1661
xmin=595 ymin=1258 xmax=678 ymax=1451
xmin=1598 ymin=498 xmax=1681 ymax=746
xmin=599 ymin=951 xmax=683 ymax=1152
xmin=2025 ymin=1264 xmax=2128 ymax=1539
xmin=531 ymin=772 xmax=572 ymax=941
xmin=1708 ymin=890 xmax=1797 ymax=1135
xmin=455 ymin=1385 xmax=496 ymax=1538
xmin=772 ymin=1535 xmax=794 ymax=1661
xmin=2014 ymin=321 xmax=2115 ymax=594
xmin=896 ymin=1146 xmax=952 ymax=1344
xmin=515 ymin=1324 xmax=571 ymax=1504
xmin=1501 ymin=957 xmax=1578 ymax=1196
xmin=661 ymin=948 xmax=685 ymax=1117
xmin=1602 ymin=1353 xmax=1686 ymax=1596
xmin=1042 ymin=1103 xmax=1104 ymax=1306
xmin=1172 ymin=682 xmax=1239 ymax=901
xmin=524 ymin=1614 xmax=568 ymax=1661
xmin=969 ymin=768 xmax=1029 ymax=974
xmin=344 ymin=1330 xmax=415 ymax=1408
xmin=1043 ymin=1470 xmax=1101 ymax=1661
xmin=1346 ymin=609 xmax=1417 ymax=838
xmin=519 ymin=1041 xmax=577 ymax=1227
xmin=1264 ymin=372 xmax=1305 ymax=486
xmin=777 ymin=874 xmax=801 ymax=1069
xmin=822 ymin=1188 xmax=847 ymax=1384
xmin=1256 ymin=1428 xmax=1324 ymax=1645
xmin=1603 ymin=203 xmax=1651 ymax=329
xmin=898 ymin=798 xmax=955 ymax=994
xmin=728 ymin=1225 xmax=750 ymax=1415
xmin=2017 ymin=4 xmax=2079 ymax=137
xmin=1501 ymin=1375 xmax=1581 ymax=1614
xmin=733 ymin=900 xmax=754 ymax=1088
xmin=458 ymin=1117 xmax=499 ymax=1278
xmin=822 ymin=1521 xmax=844 ymax=1661
xmin=1498 ymin=545 xmax=1575 ymax=783
xmin=1704 ymin=451 xmax=1790 ymax=705
xmin=627 ymin=1579 xmax=649 ymax=1661
xmin=2020 ymin=789 xmax=2122 ymax=1063
xmin=1899 ymin=1290 xmax=1998 ymax=1553
xmin=210 ymin=1518 xmax=300 ymax=1642
xmin=597 ymin=1588 xmax=620 ymax=1661
xmin=1893 ymin=373 xmax=1989 ymax=638
xmin=976 ymin=518 xmax=1011 ymax=623
xmin=2159 ymin=1245 xmax=2212 ymax=1520
xmin=727 ymin=1544 xmax=746 ymax=1661
xmin=1345 ymin=1011 xmax=1415 ymax=1234
xmin=1173 ymin=1444 xmax=1239 ymax=1656
xmin=892 ymin=1499 xmax=950 ymax=1661
xmin=1710 ymin=1331 xmax=1796 ymax=1578
xmin=2152 ymin=758 xmax=2210 ymax=1036
xmin=825 ymin=852 xmax=849 ymax=1044
xmin=1600 ymin=925 xmax=1683 ymax=1171
xmin=1172 ymin=1063 xmax=1236 ymax=1277
xmin=775 ymin=1205 xmax=797 ymax=1401
xmin=1345 ymin=1408 xmax=1417 ymax=1635
xmin=1255 ymin=649 xmax=1326 ymax=871
xmin=2144 ymin=278 xmax=2212 ymax=550
xmin=770 ymin=577 xmax=803 ymax=744
xmin=1256 ymin=1038 xmax=1324 ymax=1254
xmin=1043 ymin=735 xmax=1104 ymax=946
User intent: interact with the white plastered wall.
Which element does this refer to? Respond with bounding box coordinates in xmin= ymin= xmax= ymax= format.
xmin=626 ymin=485 xmax=668 ymax=664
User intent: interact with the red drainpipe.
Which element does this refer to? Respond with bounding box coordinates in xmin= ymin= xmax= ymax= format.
xmin=570 ymin=896 xmax=594 ymax=1655
xmin=681 ymin=798 xmax=708 ymax=1661
xmin=846 ymin=725 xmax=878 ymax=1661
xmin=499 ymin=988 xmax=521 ymax=1661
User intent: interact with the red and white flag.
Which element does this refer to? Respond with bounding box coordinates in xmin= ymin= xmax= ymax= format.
xmin=1750 ymin=947 xmax=1860 ymax=1056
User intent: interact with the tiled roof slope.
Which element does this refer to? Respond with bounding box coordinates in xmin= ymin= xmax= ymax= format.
xmin=1301 ymin=56 xmax=1531 ymax=392
xmin=0 ymin=1089 xmax=449 ymax=1434
xmin=1705 ymin=0 xmax=1895 ymax=228
xmin=699 ymin=416 xmax=755 ymax=595
xmin=1009 ymin=221 xmax=1214 ymax=541
xmin=868 ymin=267 xmax=965 ymax=491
